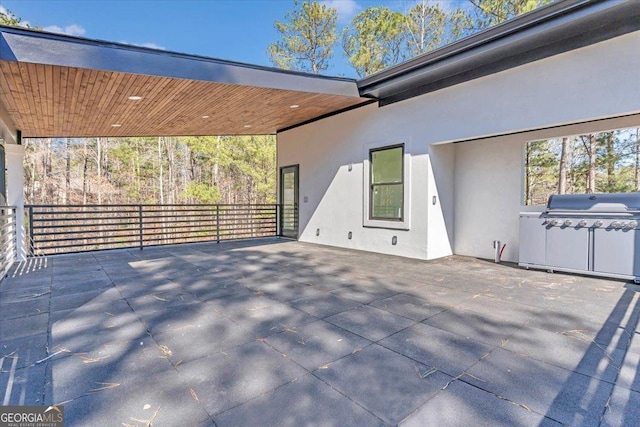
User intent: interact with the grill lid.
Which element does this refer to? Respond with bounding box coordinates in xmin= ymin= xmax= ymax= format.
xmin=546 ymin=192 xmax=640 ymax=213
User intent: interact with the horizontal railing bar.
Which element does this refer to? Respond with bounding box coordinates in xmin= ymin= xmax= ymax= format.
xmin=140 ymin=217 xmax=275 ymax=226
xmin=141 ymin=227 xmax=275 ymax=241
xmin=141 ymin=222 xmax=273 ymax=232
xmin=27 ymin=203 xmax=280 ymax=256
xmin=35 ymin=238 xmax=141 ymax=248
xmin=33 ymin=211 xmax=275 ymax=222
xmin=33 ymin=221 xmax=140 ymax=230
xmin=143 ymin=205 xmax=277 ymax=211
xmin=141 ymin=221 xmax=274 ymax=230
xmin=35 ymin=243 xmax=140 ymax=252
xmin=143 ymin=224 xmax=277 ymax=236
xmin=141 ymin=210 xmax=275 ymax=219
xmin=33 ymin=215 xmax=139 ymax=222
xmin=0 ymin=243 xmax=15 ymax=251
xmin=141 ymin=234 xmax=272 ymax=248
xmin=31 ymin=209 xmax=275 ymax=218
xmin=33 ymin=210 xmax=138 ymax=219
xmin=33 ymin=227 xmax=141 ymax=237
xmin=0 ymin=230 xmax=16 ymax=240
xmin=0 ymin=240 xmax=15 ymax=250
xmin=33 ymin=225 xmax=276 ymax=238
xmin=35 ymin=227 xmax=275 ymax=239
xmin=142 ymin=231 xmax=275 ymax=244
xmin=27 ymin=203 xmax=277 ymax=208
xmin=34 ymin=231 xmax=278 ymax=253
xmin=35 ymin=234 xmax=142 ymax=245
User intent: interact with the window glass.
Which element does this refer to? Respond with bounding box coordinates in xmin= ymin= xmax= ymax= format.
xmin=370 ymin=145 xmax=403 ymax=220
xmin=372 ymin=183 xmax=403 ymax=219
xmin=371 ymin=147 xmax=402 ymax=184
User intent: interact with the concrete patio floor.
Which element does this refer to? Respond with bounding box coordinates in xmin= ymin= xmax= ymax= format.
xmin=0 ymin=238 xmax=639 ymax=426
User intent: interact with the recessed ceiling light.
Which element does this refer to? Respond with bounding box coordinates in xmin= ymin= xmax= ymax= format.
xmin=111 ymin=124 xmax=122 ymax=127
xmin=290 ymin=104 xmax=299 ymax=109
xmin=201 ymin=115 xmax=210 ymax=119
xmin=128 ymin=96 xmax=143 ymax=101
xmin=243 ymin=125 xmax=252 ymax=128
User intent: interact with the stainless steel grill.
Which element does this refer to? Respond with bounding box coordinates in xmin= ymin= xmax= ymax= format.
xmin=519 ymin=193 xmax=640 ymax=282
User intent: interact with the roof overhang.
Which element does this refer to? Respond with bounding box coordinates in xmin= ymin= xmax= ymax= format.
xmin=358 ymin=0 xmax=640 ymax=106
xmin=0 ymin=25 xmax=369 ymax=138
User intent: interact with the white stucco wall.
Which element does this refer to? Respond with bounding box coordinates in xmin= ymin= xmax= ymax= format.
xmin=278 ymin=104 xmax=432 ymax=259
xmin=277 ymin=31 xmax=640 ymax=261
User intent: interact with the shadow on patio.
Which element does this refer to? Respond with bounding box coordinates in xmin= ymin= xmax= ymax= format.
xmin=1 ymin=238 xmax=639 ymax=426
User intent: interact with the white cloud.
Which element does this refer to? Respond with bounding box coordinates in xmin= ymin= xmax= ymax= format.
xmin=136 ymin=42 xmax=165 ymax=50
xmin=321 ymin=0 xmax=361 ymax=24
xmin=119 ymin=41 xmax=166 ymax=50
xmin=43 ymin=24 xmax=86 ymax=37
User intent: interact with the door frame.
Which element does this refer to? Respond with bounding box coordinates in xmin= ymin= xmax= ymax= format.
xmin=279 ymin=164 xmax=299 ymax=239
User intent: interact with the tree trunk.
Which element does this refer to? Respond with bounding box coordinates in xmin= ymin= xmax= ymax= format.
xmin=558 ymin=137 xmax=569 ymax=194
xmin=96 ymin=138 xmax=103 ymax=204
xmin=606 ymin=132 xmax=615 ymax=190
xmin=635 ymin=128 xmax=640 ymax=191
xmin=40 ymin=139 xmax=51 ymax=202
xmin=587 ymin=134 xmax=596 ymax=193
xmin=29 ymin=156 xmax=35 ymax=203
xmin=82 ymin=139 xmax=88 ymax=205
xmin=524 ymin=142 xmax=531 ymax=204
xmin=168 ymin=141 xmax=174 ymax=204
xmin=158 ymin=137 xmax=164 ymax=205
xmin=63 ymin=138 xmax=70 ymax=204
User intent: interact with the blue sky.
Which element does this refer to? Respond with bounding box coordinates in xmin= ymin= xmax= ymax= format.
xmin=0 ymin=0 xmax=458 ymax=78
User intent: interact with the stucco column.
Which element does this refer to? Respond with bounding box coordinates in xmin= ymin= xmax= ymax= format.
xmin=5 ymin=144 xmax=26 ymax=261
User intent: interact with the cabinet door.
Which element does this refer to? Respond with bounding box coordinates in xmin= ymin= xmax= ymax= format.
xmin=519 ymin=215 xmax=546 ymax=265
xmin=593 ymin=229 xmax=639 ymax=276
xmin=545 ymin=227 xmax=589 ymax=271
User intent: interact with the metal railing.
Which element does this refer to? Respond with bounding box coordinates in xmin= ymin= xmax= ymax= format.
xmin=27 ymin=204 xmax=280 ymax=255
xmin=0 ymin=206 xmax=17 ymax=275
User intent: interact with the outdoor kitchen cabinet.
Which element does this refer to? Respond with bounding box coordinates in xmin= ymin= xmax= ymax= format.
xmin=519 ymin=193 xmax=640 ymax=283
xmin=592 ymin=228 xmax=640 ymax=277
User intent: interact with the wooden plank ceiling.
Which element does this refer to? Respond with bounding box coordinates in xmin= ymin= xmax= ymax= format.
xmin=0 ymin=60 xmax=369 ymax=138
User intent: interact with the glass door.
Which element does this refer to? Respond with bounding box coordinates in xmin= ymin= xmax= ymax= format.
xmin=279 ymin=165 xmax=298 ymax=238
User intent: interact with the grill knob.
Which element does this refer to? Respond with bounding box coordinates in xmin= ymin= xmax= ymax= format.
xmin=628 ymin=220 xmax=638 ymax=229
xmin=578 ymin=220 xmax=588 ymax=227
xmin=548 ymin=219 xmax=558 ymax=226
xmin=563 ymin=219 xmax=573 ymax=227
xmin=611 ymin=221 xmax=621 ymax=229
xmin=594 ymin=220 xmax=603 ymax=228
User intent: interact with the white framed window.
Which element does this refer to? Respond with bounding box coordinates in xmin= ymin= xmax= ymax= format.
xmin=363 ymin=142 xmax=411 ymax=230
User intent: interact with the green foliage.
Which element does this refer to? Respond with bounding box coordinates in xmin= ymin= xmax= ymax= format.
xmin=342 ymin=7 xmax=406 ymax=78
xmin=0 ymin=8 xmax=26 ymax=26
xmin=24 ymin=135 xmax=277 ymax=206
xmin=268 ymin=1 xmax=337 ymax=73
xmin=268 ymin=0 xmax=553 ymax=77
xmin=182 ymin=182 xmax=220 ymax=204
xmin=525 ymin=139 xmax=558 ymax=205
xmin=462 ymin=0 xmax=550 ymax=34
xmin=404 ymin=2 xmax=447 ymax=57
xmin=0 ymin=8 xmax=39 ymax=29
xmin=525 ymin=128 xmax=640 ymax=205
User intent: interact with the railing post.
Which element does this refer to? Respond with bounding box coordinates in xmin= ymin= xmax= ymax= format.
xmin=28 ymin=205 xmax=34 ymax=256
xmin=216 ymin=205 xmax=220 ymax=243
xmin=12 ymin=207 xmax=17 ymax=261
xmin=138 ymin=205 xmax=143 ymax=250
xmin=276 ymin=204 xmax=281 ymax=237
